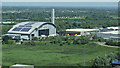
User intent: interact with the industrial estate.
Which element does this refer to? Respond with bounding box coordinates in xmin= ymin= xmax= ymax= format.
xmin=3 ymin=9 xmax=119 ymax=42
xmin=1 ymin=2 xmax=120 ymax=68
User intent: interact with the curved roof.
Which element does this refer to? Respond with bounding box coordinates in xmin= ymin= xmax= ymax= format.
xmin=8 ymin=22 xmax=56 ymax=34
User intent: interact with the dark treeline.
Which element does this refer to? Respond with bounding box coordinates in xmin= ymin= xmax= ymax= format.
xmin=2 ymin=6 xmax=118 ymax=31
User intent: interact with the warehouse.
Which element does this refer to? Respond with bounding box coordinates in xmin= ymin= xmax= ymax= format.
xmin=100 ymin=26 xmax=119 ymax=32
xmin=7 ymin=9 xmax=56 ymax=40
xmin=107 ymin=27 xmax=119 ymax=31
xmin=96 ymin=31 xmax=120 ymax=41
xmin=66 ymin=29 xmax=99 ymax=36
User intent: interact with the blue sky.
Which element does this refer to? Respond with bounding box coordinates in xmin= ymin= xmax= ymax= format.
xmin=2 ymin=0 xmax=119 ymax=2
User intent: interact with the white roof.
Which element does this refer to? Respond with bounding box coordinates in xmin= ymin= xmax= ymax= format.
xmin=10 ymin=64 xmax=34 ymax=67
xmin=110 ymin=36 xmax=120 ymax=38
xmin=3 ymin=22 xmax=12 ymax=23
xmin=11 ymin=64 xmax=32 ymax=66
xmin=100 ymin=31 xmax=119 ymax=34
xmin=8 ymin=21 xmax=56 ymax=34
xmin=107 ymin=27 xmax=119 ymax=29
xmin=66 ymin=29 xmax=99 ymax=32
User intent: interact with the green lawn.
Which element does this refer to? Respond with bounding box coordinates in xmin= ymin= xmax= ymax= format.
xmin=2 ymin=42 xmax=118 ymax=66
xmin=110 ymin=16 xmax=120 ymax=19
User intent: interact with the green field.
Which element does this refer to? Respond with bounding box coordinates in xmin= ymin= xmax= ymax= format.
xmin=2 ymin=42 xmax=118 ymax=66
xmin=56 ymin=18 xmax=85 ymax=20
xmin=4 ymin=19 xmax=29 ymax=21
xmin=110 ymin=16 xmax=120 ymax=19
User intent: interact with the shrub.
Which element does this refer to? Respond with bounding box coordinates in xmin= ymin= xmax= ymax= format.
xmin=56 ymin=39 xmax=60 ymax=43
xmin=53 ymin=41 xmax=57 ymax=44
xmin=81 ymin=40 xmax=88 ymax=44
xmin=31 ymin=41 xmax=36 ymax=46
xmin=33 ymin=37 xmax=39 ymax=41
xmin=44 ymin=43 xmax=47 ymax=45
xmin=73 ymin=40 xmax=79 ymax=44
xmin=34 ymin=41 xmax=42 ymax=45
xmin=106 ymin=40 xmax=119 ymax=46
xmin=15 ymin=39 xmax=19 ymax=42
xmin=23 ymin=41 xmax=36 ymax=46
xmin=59 ymin=43 xmax=63 ymax=46
xmin=8 ymin=40 xmax=16 ymax=44
xmin=98 ymin=37 xmax=106 ymax=42
xmin=68 ymin=42 xmax=71 ymax=45
xmin=2 ymin=35 xmax=12 ymax=44
xmin=62 ymin=42 xmax=65 ymax=44
xmin=117 ymin=51 xmax=120 ymax=61
xmin=92 ymin=52 xmax=118 ymax=66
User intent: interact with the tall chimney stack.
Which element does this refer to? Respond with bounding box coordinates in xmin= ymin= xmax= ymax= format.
xmin=51 ymin=9 xmax=55 ymax=24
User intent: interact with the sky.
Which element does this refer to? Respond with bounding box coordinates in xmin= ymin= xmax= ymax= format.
xmin=2 ymin=2 xmax=118 ymax=7
xmin=2 ymin=0 xmax=120 ymax=2
xmin=1 ymin=0 xmax=119 ymax=7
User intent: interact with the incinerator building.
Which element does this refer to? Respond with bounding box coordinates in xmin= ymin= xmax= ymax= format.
xmin=7 ymin=9 xmax=56 ymax=40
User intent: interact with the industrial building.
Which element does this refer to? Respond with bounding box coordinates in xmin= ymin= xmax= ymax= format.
xmin=107 ymin=27 xmax=119 ymax=31
xmin=96 ymin=31 xmax=120 ymax=41
xmin=66 ymin=29 xmax=99 ymax=36
xmin=97 ymin=26 xmax=120 ymax=41
xmin=7 ymin=9 xmax=56 ymax=40
xmin=100 ymin=26 xmax=119 ymax=32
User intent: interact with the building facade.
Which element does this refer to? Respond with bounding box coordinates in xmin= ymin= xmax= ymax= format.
xmin=66 ymin=29 xmax=99 ymax=36
xmin=7 ymin=22 xmax=56 ymax=40
xmin=6 ymin=9 xmax=56 ymax=40
xmin=96 ymin=31 xmax=120 ymax=41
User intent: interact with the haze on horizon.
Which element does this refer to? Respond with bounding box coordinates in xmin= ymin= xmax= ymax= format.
xmin=2 ymin=2 xmax=118 ymax=7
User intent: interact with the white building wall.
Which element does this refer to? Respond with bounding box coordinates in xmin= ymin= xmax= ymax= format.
xmin=21 ymin=35 xmax=29 ymax=40
xmin=96 ymin=32 xmax=119 ymax=41
xmin=31 ymin=24 xmax=56 ymax=38
xmin=31 ymin=29 xmax=38 ymax=37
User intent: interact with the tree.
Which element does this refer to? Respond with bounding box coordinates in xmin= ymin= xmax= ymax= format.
xmin=2 ymin=35 xmax=12 ymax=44
xmin=33 ymin=37 xmax=39 ymax=41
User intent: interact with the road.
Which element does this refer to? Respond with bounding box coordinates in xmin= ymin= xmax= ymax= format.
xmin=95 ymin=42 xmax=119 ymax=48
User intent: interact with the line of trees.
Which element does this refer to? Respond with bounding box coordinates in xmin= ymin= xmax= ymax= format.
xmin=2 ymin=7 xmax=118 ymax=31
xmin=92 ymin=52 xmax=120 ymax=66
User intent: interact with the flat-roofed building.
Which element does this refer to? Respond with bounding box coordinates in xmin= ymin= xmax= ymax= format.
xmin=100 ymin=26 xmax=120 ymax=32
xmin=96 ymin=31 xmax=120 ymax=41
xmin=107 ymin=27 xmax=119 ymax=31
xmin=66 ymin=29 xmax=99 ymax=36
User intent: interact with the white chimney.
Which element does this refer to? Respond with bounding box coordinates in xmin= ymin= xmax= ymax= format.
xmin=51 ymin=9 xmax=55 ymax=24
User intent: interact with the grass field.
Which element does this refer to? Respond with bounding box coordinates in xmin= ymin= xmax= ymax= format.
xmin=4 ymin=19 xmax=29 ymax=21
xmin=56 ymin=18 xmax=85 ymax=20
xmin=110 ymin=16 xmax=120 ymax=19
xmin=2 ymin=42 xmax=118 ymax=66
